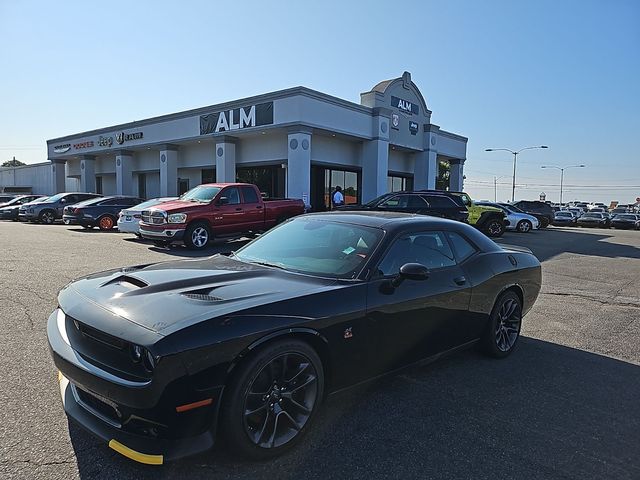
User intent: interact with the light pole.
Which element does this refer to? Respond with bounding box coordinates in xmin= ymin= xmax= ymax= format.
xmin=493 ymin=175 xmax=508 ymax=202
xmin=485 ymin=146 xmax=548 ymax=202
xmin=540 ymin=164 xmax=585 ymax=205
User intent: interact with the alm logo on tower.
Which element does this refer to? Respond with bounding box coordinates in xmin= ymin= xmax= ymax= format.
xmin=391 ymin=96 xmax=419 ymax=116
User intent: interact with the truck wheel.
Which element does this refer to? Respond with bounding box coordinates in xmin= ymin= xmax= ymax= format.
xmin=184 ymin=222 xmax=211 ymax=250
xmin=484 ymin=219 xmax=505 ymax=237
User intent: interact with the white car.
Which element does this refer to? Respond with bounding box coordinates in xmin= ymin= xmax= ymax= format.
xmin=477 ymin=202 xmax=540 ymax=233
xmin=117 ymin=197 xmax=177 ymax=235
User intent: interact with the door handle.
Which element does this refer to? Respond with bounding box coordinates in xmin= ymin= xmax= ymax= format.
xmin=454 ymin=276 xmax=466 ymax=286
xmin=235 ymin=207 xmax=243 ymax=211
xmin=256 ymin=205 xmax=263 ymax=209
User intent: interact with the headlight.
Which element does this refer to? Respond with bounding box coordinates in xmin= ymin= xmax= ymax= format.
xmin=167 ymin=213 xmax=187 ymax=223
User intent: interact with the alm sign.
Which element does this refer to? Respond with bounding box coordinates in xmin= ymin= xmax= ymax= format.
xmin=200 ymin=102 xmax=274 ymax=135
xmin=391 ymin=95 xmax=419 ymax=115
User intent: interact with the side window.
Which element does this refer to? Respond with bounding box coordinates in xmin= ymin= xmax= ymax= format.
xmin=425 ymin=196 xmax=455 ymax=208
xmin=65 ymin=195 xmax=79 ymax=204
xmin=379 ymin=195 xmax=401 ymax=208
xmin=376 ymin=231 xmax=456 ymax=276
xmin=406 ymin=196 xmax=428 ymax=208
xmin=241 ymin=186 xmax=259 ymax=204
xmin=446 ymin=232 xmax=477 ymax=262
xmin=224 ymin=187 xmax=241 ymax=205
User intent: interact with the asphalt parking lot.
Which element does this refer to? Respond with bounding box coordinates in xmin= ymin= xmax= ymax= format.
xmin=1 ymin=222 xmax=639 ymax=480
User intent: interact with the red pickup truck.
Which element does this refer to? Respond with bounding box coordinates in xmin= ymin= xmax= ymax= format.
xmin=139 ymin=183 xmax=305 ymax=249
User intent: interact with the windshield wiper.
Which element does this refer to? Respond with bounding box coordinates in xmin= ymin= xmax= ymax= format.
xmin=246 ymin=260 xmax=288 ymax=270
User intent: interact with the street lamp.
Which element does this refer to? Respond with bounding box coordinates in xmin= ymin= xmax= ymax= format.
xmin=493 ymin=175 xmax=508 ymax=202
xmin=540 ymin=164 xmax=585 ymax=205
xmin=485 ymin=146 xmax=548 ymax=202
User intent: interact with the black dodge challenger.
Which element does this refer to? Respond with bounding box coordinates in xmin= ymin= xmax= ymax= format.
xmin=47 ymin=212 xmax=541 ymax=464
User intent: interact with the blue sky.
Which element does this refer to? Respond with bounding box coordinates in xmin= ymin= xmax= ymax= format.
xmin=1 ymin=0 xmax=638 ymax=203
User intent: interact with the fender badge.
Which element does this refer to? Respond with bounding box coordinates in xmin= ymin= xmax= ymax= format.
xmin=343 ymin=327 xmax=353 ymax=339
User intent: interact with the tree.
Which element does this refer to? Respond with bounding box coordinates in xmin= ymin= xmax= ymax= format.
xmin=2 ymin=156 xmax=26 ymax=167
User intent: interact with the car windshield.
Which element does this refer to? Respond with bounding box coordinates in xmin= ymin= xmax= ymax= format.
xmin=233 ymin=217 xmax=383 ymax=279
xmin=583 ymin=213 xmax=602 ymax=218
xmin=41 ymin=193 xmax=66 ymax=203
xmin=180 ymin=186 xmax=221 ymax=202
xmin=556 ymin=212 xmax=572 ymax=217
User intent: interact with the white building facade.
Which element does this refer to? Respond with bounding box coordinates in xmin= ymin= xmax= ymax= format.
xmin=44 ymin=72 xmax=467 ymax=210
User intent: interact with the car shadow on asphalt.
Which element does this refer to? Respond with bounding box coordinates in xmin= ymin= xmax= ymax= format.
xmin=134 ymin=237 xmax=252 ymax=258
xmin=68 ymin=337 xmax=640 ymax=480
xmin=499 ymin=227 xmax=640 ymax=262
xmin=66 ymin=228 xmax=123 ymax=234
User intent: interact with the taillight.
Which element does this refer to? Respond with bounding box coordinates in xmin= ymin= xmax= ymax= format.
xmin=73 ymin=208 xmax=81 ymax=214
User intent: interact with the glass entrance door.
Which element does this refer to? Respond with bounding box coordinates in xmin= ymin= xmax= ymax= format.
xmin=310 ymin=166 xmax=360 ymax=211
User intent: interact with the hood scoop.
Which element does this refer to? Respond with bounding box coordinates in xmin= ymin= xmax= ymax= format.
xmin=101 ymin=275 xmax=149 ymax=289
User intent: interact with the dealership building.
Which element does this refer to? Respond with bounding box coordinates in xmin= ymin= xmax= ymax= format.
xmin=43 ymin=72 xmax=467 ymax=209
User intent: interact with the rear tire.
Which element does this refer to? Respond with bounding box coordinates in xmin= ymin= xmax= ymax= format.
xmin=480 ymin=290 xmax=522 ymax=358
xmin=221 ymin=339 xmax=324 ymax=460
xmin=484 ymin=218 xmax=505 ymax=237
xmin=539 ymin=217 xmax=550 ymax=228
xmin=184 ymin=222 xmax=211 ymax=250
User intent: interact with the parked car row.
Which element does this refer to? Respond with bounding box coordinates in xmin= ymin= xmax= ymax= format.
xmin=0 ymin=194 xmax=47 ymax=220
xmin=553 ymin=210 xmax=640 ymax=229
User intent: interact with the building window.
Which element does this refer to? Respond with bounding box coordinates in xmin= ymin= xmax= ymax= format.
xmin=387 ymin=174 xmax=413 ymax=192
xmin=95 ymin=176 xmax=103 ymax=195
xmin=178 ymin=178 xmax=189 ymax=195
xmin=202 ymin=168 xmax=215 ymax=184
xmin=138 ymin=173 xmax=147 ymax=199
xmin=236 ymin=166 xmax=285 ymax=198
xmin=323 ymin=168 xmax=359 ymax=209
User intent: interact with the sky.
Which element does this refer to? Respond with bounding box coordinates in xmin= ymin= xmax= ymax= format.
xmin=1 ymin=0 xmax=638 ymax=204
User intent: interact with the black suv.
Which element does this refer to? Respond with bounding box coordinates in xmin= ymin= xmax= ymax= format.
xmin=510 ymin=200 xmax=555 ymax=228
xmin=62 ymin=195 xmax=144 ymax=230
xmin=21 ymin=192 xmax=102 ymax=224
xmin=337 ymin=191 xmax=468 ymax=222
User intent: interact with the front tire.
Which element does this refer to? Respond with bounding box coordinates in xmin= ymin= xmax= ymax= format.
xmin=98 ymin=215 xmax=115 ymax=231
xmin=184 ymin=222 xmax=211 ymax=250
xmin=221 ymin=339 xmax=324 ymax=460
xmin=516 ymin=219 xmax=532 ymax=233
xmin=480 ymin=290 xmax=522 ymax=358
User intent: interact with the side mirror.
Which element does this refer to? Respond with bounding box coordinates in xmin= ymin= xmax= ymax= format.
xmin=216 ymin=196 xmax=229 ymax=206
xmin=390 ymin=263 xmax=429 ymax=288
xmin=60 ymin=198 xmax=67 ymax=204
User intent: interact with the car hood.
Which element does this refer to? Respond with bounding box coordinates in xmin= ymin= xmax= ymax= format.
xmin=58 ymin=255 xmax=339 ymax=337
xmin=147 ymin=199 xmax=209 ymax=214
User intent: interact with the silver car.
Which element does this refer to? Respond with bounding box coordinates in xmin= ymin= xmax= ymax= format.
xmin=478 ymin=202 xmax=539 ymax=233
xmin=117 ymin=197 xmax=178 ymax=235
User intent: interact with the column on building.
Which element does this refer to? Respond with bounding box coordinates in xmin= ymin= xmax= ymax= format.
xmin=215 ymin=136 xmax=237 ymax=183
xmin=159 ymin=145 xmax=179 ymax=196
xmin=449 ymin=158 xmax=465 ymax=191
xmin=79 ymin=155 xmax=96 ymax=193
xmin=51 ymin=159 xmax=66 ymax=194
xmin=361 ymin=108 xmax=390 ymax=203
xmin=115 ymin=150 xmax=134 ymax=195
xmin=286 ymin=128 xmax=312 ymax=206
xmin=413 ymin=150 xmax=437 ymax=190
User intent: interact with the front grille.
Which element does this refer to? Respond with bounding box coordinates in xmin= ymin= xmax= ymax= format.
xmin=141 ymin=210 xmax=166 ymax=225
xmin=73 ymin=384 xmax=123 ymax=427
xmin=75 ymin=320 xmax=126 ymax=350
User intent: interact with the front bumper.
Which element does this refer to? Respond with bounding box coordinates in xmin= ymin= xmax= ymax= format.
xmin=117 ymin=219 xmax=140 ymax=234
xmin=139 ymin=225 xmax=186 ymax=242
xmin=62 ymin=214 xmax=88 ymax=225
xmin=47 ymin=309 xmax=221 ymax=464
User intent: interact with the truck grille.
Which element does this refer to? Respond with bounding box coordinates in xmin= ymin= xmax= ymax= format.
xmin=141 ymin=210 xmax=166 ymax=224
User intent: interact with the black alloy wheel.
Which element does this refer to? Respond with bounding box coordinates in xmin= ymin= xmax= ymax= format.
xmin=485 ymin=219 xmax=505 ymax=237
xmin=221 ymin=339 xmax=324 ymax=460
xmin=481 ymin=290 xmax=522 ymax=358
xmin=39 ymin=210 xmax=55 ymax=224
xmin=516 ymin=219 xmax=532 ymax=233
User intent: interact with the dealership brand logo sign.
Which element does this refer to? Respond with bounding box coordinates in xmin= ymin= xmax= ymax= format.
xmin=409 ymin=121 xmax=419 ymax=135
xmin=73 ymin=141 xmax=94 ymax=150
xmin=200 ymin=102 xmax=274 ymax=135
xmin=116 ymin=131 xmax=144 ymax=145
xmin=98 ymin=136 xmax=113 ymax=147
xmin=53 ymin=143 xmax=71 ymax=153
xmin=391 ymin=96 xmax=419 ymax=115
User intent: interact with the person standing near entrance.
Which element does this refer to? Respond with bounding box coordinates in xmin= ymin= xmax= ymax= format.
xmin=332 ymin=186 xmax=345 ymax=209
